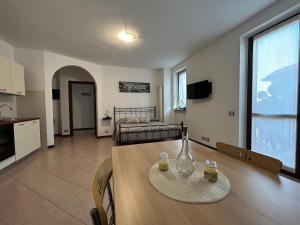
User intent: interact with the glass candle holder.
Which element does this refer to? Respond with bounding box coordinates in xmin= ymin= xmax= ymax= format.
xmin=204 ymin=160 xmax=218 ymax=182
xmin=159 ymin=152 xmax=169 ymax=171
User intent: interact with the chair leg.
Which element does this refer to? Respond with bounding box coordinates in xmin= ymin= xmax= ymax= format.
xmin=90 ymin=208 xmax=102 ymax=225
xmin=107 ymin=182 xmax=115 ymax=224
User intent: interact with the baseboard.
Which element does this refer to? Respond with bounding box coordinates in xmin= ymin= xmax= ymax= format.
xmin=0 ymin=156 xmax=15 ymax=171
xmin=0 ymin=149 xmax=40 ymax=174
xmin=189 ymin=138 xmax=217 ymax=150
xmin=73 ymin=128 xmax=95 ymax=131
xmin=97 ymin=135 xmax=112 ymax=139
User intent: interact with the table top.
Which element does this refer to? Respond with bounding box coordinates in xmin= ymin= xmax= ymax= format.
xmin=112 ymin=140 xmax=300 ymax=225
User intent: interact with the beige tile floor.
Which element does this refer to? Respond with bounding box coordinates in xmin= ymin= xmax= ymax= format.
xmin=0 ymin=135 xmax=114 ymax=225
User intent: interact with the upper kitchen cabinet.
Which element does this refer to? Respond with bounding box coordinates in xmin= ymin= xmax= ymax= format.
xmin=0 ymin=55 xmax=11 ymax=94
xmin=0 ymin=55 xmax=25 ymax=96
xmin=10 ymin=62 xmax=25 ymax=96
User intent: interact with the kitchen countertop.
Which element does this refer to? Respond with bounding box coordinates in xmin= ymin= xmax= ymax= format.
xmin=0 ymin=118 xmax=40 ymax=126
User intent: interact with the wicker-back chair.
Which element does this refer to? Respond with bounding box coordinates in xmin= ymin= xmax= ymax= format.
xmin=216 ymin=142 xmax=282 ymax=173
xmin=90 ymin=158 xmax=115 ymax=225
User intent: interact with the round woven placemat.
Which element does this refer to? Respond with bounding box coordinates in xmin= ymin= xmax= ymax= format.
xmin=148 ymin=160 xmax=231 ymax=203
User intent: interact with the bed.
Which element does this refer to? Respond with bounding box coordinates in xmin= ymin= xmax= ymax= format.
xmin=114 ymin=106 xmax=183 ymax=145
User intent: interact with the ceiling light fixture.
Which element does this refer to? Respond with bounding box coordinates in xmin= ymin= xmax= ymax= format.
xmin=118 ymin=31 xmax=136 ymax=43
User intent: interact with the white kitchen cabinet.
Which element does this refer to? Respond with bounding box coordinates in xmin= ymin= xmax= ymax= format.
xmin=29 ymin=120 xmax=41 ymax=150
xmin=0 ymin=55 xmax=11 ymax=94
xmin=0 ymin=55 xmax=25 ymax=96
xmin=14 ymin=119 xmax=41 ymax=160
xmin=10 ymin=62 xmax=25 ymax=95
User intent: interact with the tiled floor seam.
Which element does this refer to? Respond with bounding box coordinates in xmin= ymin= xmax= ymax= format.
xmin=42 ymin=149 xmax=105 ymax=173
xmin=7 ymin=172 xmax=90 ymax=225
xmin=21 ymin=162 xmax=93 ymax=192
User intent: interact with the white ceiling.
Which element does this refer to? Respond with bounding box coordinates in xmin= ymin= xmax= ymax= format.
xmin=0 ymin=0 xmax=276 ymax=69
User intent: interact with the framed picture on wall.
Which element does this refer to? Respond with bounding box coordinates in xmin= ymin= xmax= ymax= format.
xmin=119 ymin=81 xmax=150 ymax=93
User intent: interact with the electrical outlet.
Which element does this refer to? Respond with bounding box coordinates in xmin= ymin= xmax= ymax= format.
xmin=229 ymin=111 xmax=235 ymax=116
xmin=201 ymin=136 xmax=205 ymax=141
xmin=205 ymin=137 xmax=210 ymax=142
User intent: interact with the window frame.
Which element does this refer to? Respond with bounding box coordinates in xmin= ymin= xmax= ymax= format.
xmin=247 ymin=13 xmax=300 ymax=179
xmin=176 ymin=69 xmax=187 ymax=110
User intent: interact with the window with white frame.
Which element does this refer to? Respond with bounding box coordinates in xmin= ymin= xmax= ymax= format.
xmin=177 ymin=69 xmax=187 ymax=109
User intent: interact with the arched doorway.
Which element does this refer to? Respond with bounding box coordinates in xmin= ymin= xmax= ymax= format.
xmin=51 ymin=65 xmax=97 ymax=140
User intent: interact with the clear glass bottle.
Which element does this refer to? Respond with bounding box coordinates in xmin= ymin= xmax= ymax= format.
xmin=176 ymin=127 xmax=194 ymax=177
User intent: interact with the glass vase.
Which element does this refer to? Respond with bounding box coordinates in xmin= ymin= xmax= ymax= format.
xmin=176 ymin=127 xmax=194 ymax=177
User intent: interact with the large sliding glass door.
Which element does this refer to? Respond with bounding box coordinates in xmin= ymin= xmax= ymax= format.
xmin=248 ymin=15 xmax=300 ymax=175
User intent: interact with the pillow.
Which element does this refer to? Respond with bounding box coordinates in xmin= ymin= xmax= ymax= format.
xmin=138 ymin=117 xmax=151 ymax=123
xmin=116 ymin=118 xmax=128 ymax=124
xmin=126 ymin=117 xmax=139 ymax=123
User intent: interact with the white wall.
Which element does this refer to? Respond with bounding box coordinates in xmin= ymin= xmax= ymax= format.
xmin=55 ymin=66 xmax=93 ymax=135
xmin=174 ymin=111 xmax=187 ymax=124
xmin=0 ymin=38 xmax=14 ymax=60
xmin=0 ymin=95 xmax=17 ymax=118
xmin=43 ymin=51 xmax=103 ymax=146
xmin=52 ymin=76 xmax=61 ymax=135
xmin=162 ymin=68 xmax=173 ymax=123
xmin=170 ymin=0 xmax=300 ymax=148
xmin=101 ymin=66 xmax=161 ymax=111
xmin=52 ymin=100 xmax=61 ymax=135
xmin=14 ymin=48 xmax=45 ymax=91
xmin=72 ymin=83 xmax=95 ymax=129
xmin=101 ymin=66 xmax=162 ymax=135
xmin=0 ymin=38 xmax=17 ymax=118
xmin=157 ymin=85 xmax=163 ymax=121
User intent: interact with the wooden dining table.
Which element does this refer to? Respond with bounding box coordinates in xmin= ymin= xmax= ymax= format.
xmin=112 ymin=140 xmax=300 ymax=225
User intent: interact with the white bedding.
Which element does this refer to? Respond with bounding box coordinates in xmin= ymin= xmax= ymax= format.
xmin=116 ymin=122 xmax=180 ymax=133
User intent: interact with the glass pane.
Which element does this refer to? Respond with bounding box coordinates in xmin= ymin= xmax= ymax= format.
xmin=251 ymin=116 xmax=296 ymax=170
xmin=251 ymin=18 xmax=299 ymax=171
xmin=178 ymin=71 xmax=187 ymax=108
xmin=252 ymin=20 xmax=299 ymax=115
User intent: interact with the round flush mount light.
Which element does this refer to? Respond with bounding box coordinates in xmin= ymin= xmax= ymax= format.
xmin=118 ymin=31 xmax=137 ymax=43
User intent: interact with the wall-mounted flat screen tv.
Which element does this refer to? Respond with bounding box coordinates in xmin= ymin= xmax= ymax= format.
xmin=187 ymin=80 xmax=212 ymax=99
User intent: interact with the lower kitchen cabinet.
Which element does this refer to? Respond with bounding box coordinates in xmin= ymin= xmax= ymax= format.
xmin=14 ymin=119 xmax=41 ymax=160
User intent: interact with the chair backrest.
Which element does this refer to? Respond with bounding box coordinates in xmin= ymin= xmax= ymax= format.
xmin=92 ymin=158 xmax=113 ymax=225
xmin=216 ymin=142 xmax=282 ymax=173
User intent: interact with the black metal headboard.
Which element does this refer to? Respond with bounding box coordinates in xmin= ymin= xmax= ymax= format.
xmin=114 ymin=106 xmax=156 ymax=124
